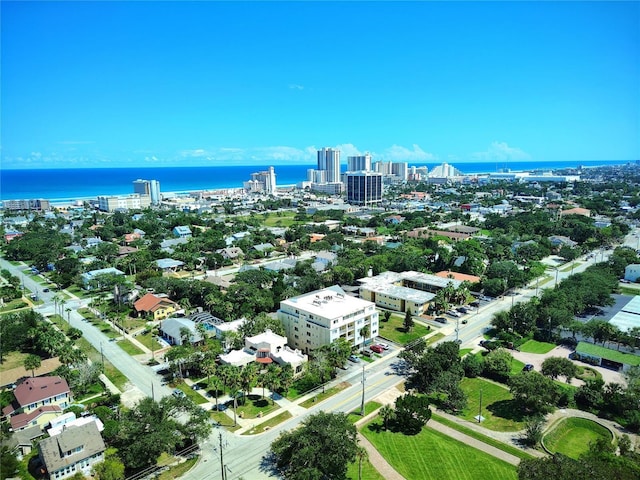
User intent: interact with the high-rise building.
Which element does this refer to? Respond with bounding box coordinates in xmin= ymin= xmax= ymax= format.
xmin=317 ymin=148 xmax=341 ymax=183
xmin=391 ymin=162 xmax=408 ymax=181
xmin=243 ymin=166 xmax=277 ymax=194
xmin=98 ymin=194 xmax=151 ymax=212
xmin=133 ymin=179 xmax=161 ymax=205
xmin=346 ymin=171 xmax=383 ymax=205
xmin=347 ymin=154 xmax=372 ymax=172
xmin=374 ymin=161 xmax=392 ymax=175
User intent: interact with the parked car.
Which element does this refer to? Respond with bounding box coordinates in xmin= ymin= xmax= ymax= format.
xmin=42 ymin=288 xmax=50 ymax=292
xmin=348 ymin=354 xmax=361 ymax=363
xmin=361 ymin=349 xmax=373 ymax=357
xmin=470 ymin=300 xmax=480 ymax=307
xmin=523 ymin=364 xmax=534 ymax=372
xmin=212 ymin=403 xmax=227 ymax=411
xmin=377 ymin=343 xmax=390 ymax=350
xmin=435 ymin=317 xmax=448 ymax=324
xmin=457 ymin=306 xmax=470 ymax=313
xmin=191 ymin=384 xmax=201 ymax=391
xmin=172 ymin=388 xmax=186 ymax=399
xmin=447 ymin=310 xmax=462 ymax=318
xmin=370 ymin=344 xmax=384 ymax=354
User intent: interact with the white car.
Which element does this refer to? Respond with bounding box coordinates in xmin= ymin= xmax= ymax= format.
xmin=378 ymin=342 xmax=390 ymax=350
xmin=447 ymin=310 xmax=462 ymax=318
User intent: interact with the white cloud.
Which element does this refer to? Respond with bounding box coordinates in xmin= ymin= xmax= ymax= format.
xmin=288 ymin=84 xmax=304 ymax=90
xmin=180 ymin=148 xmax=209 ymax=158
xmin=378 ymin=144 xmax=437 ymax=163
xmin=472 ymin=141 xmax=531 ymax=161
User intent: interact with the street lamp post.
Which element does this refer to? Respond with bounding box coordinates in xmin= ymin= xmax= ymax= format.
xmin=100 ymin=342 xmax=104 ymax=369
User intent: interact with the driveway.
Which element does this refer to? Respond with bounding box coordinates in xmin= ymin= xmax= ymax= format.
xmin=511 ymin=345 xmax=626 ymax=386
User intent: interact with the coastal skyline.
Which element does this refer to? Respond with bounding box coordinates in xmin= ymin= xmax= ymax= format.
xmin=2 ymin=1 xmax=639 ymax=170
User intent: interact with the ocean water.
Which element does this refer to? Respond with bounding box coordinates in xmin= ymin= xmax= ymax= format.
xmin=0 ymin=160 xmax=632 ymax=202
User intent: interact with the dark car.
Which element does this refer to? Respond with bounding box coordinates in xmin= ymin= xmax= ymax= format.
xmin=523 ymin=364 xmax=534 ymax=372
xmin=42 ymin=288 xmax=50 ymax=292
xmin=435 ymin=317 xmax=448 ymax=324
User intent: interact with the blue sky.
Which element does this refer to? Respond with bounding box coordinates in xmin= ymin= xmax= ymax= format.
xmin=2 ymin=1 xmax=639 ymax=169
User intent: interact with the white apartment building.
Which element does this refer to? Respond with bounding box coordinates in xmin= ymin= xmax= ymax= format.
xmin=347 ymin=154 xmax=372 ymax=172
xmin=317 ymin=148 xmax=341 ymax=183
xmin=97 ymin=193 xmax=151 ymax=212
xmin=133 ymin=179 xmax=161 ymax=205
xmin=278 ymin=285 xmax=378 ymax=353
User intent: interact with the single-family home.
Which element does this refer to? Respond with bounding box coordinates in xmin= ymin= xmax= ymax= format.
xmin=548 ymin=235 xmax=578 ymax=248
xmin=2 ymin=376 xmax=71 ymax=432
xmin=156 ymin=258 xmax=185 ymax=273
xmin=217 ymin=247 xmax=244 ymax=261
xmin=38 ymin=421 xmax=106 ymax=480
xmin=173 ymin=226 xmax=192 ymax=238
xmin=159 ymin=317 xmax=203 ymax=346
xmin=134 ymin=293 xmax=179 ymax=321
xmin=81 ymin=267 xmax=125 ymax=290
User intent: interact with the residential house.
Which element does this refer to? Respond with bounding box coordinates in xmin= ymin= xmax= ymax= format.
xmin=156 ymin=258 xmax=185 ymax=273
xmin=407 ymin=228 xmax=471 ymax=242
xmin=548 ymin=235 xmax=578 ymax=249
xmin=123 ymin=232 xmax=142 ymax=244
xmin=217 ymin=247 xmax=244 ymax=261
xmin=80 ymin=267 xmax=125 ymax=290
xmin=38 ymin=421 xmax=106 ymax=480
xmin=385 ymin=215 xmax=405 ymax=225
xmin=172 ymin=226 xmax=192 ymax=238
xmin=159 ymin=317 xmax=203 ymax=346
xmin=2 ymin=376 xmax=71 ymax=432
xmin=4 ymin=229 xmax=23 ymax=242
xmin=253 ymin=243 xmax=274 ymax=256
xmin=278 ymin=285 xmax=379 ymax=353
xmin=134 ymin=293 xmax=179 ymax=321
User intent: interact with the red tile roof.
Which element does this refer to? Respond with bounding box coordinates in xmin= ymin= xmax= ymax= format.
xmin=14 ymin=376 xmax=70 ymax=407
xmin=134 ymin=293 xmax=177 ymax=313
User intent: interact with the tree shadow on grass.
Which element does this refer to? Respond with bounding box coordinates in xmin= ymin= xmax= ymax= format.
xmin=485 ymin=399 xmax=528 ymax=423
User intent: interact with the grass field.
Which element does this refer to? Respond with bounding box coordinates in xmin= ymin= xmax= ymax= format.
xmin=431 ymin=414 xmax=535 ymax=460
xmin=156 ymin=457 xmax=198 ymax=480
xmin=378 ymin=314 xmax=431 ymax=345
xmin=362 ymin=420 xmax=517 ymax=480
xmin=0 ymin=351 xmax=29 ymax=371
xmin=300 ymin=382 xmax=350 ymax=408
xmin=242 ymin=410 xmax=293 ymax=435
xmin=174 ymin=383 xmax=208 ymax=405
xmin=136 ymin=332 xmax=163 ymax=351
xmin=234 ymin=394 xmax=280 ymax=419
xmin=210 ymin=410 xmax=241 ymax=431
xmin=426 ymin=332 xmax=445 ymax=345
xmin=518 ymin=340 xmax=556 ymax=354
xmin=543 ymin=417 xmax=612 ymax=459
xmin=0 ymin=299 xmax=29 ymax=312
xmin=346 ymin=457 xmax=386 ymax=480
xmin=458 ymin=377 xmax=525 ymax=431
xmin=347 ymin=401 xmax=382 ymax=423
xmin=76 ymin=337 xmax=128 ymax=391
xmin=117 ymin=339 xmax=145 ymax=356
xmin=459 ymin=348 xmax=473 ymax=358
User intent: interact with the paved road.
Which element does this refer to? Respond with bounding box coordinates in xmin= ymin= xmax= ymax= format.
xmin=0 ymin=258 xmax=173 ymax=402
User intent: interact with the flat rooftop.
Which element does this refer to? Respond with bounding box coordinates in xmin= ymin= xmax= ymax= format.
xmin=281 ymin=285 xmax=374 ymax=318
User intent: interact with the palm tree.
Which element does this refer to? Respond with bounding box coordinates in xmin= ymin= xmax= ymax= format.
xmin=264 ymin=365 xmax=282 ymax=404
xmin=240 ymin=363 xmax=259 ymax=403
xmin=208 ymin=376 xmax=224 ymax=407
xmin=24 ymin=354 xmax=41 ymax=377
xmin=226 ymin=368 xmax=242 ymax=427
xmin=65 ymin=307 xmax=72 ymax=326
xmin=380 ymin=404 xmax=395 ymax=430
xmin=356 ymin=445 xmax=368 ymax=480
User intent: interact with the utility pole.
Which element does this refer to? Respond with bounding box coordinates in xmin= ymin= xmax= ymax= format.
xmin=219 ymin=432 xmax=226 ymax=480
xmin=100 ymin=342 xmax=104 ymax=369
xmin=455 ymin=317 xmax=459 ymax=344
xmin=360 ymin=365 xmax=366 ymax=416
xmin=478 ymin=387 xmax=483 ymax=423
xmin=151 ymin=382 xmax=155 ymax=402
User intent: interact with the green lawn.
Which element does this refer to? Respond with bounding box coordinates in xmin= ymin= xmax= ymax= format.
xmin=509 ymin=358 xmax=526 ymax=376
xmin=234 ymin=393 xmax=280 ymax=419
xmin=377 ymin=314 xmax=431 ymax=345
xmin=300 ymin=382 xmax=350 ymax=408
xmin=426 ymin=332 xmax=445 ymax=345
xmin=209 ymin=410 xmax=241 ymax=431
xmin=0 ymin=299 xmax=29 ymax=312
xmin=241 ymin=410 xmax=293 ymax=435
xmin=361 ymin=420 xmax=517 ymax=480
xmin=543 ymin=417 xmax=612 ymax=459
xmin=76 ymin=337 xmax=128 ymax=391
xmin=137 ymin=332 xmax=163 ymax=351
xmin=346 ymin=457 xmax=386 ymax=480
xmin=156 ymin=457 xmax=198 ymax=480
xmin=116 ymin=339 xmax=144 ymax=356
xmin=458 ymin=377 xmax=526 ymax=431
xmin=173 ymin=383 xmax=207 ymax=405
xmin=347 ymin=401 xmax=382 ymax=423
xmin=518 ymin=340 xmax=556 ymax=354
xmin=459 ymin=348 xmax=473 ymax=358
xmin=261 ymin=212 xmax=299 ymax=227
xmin=431 ymin=413 xmax=535 ymax=460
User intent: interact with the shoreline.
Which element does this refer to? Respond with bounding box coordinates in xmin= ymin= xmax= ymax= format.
xmin=1 ymin=161 xmax=635 ymax=204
